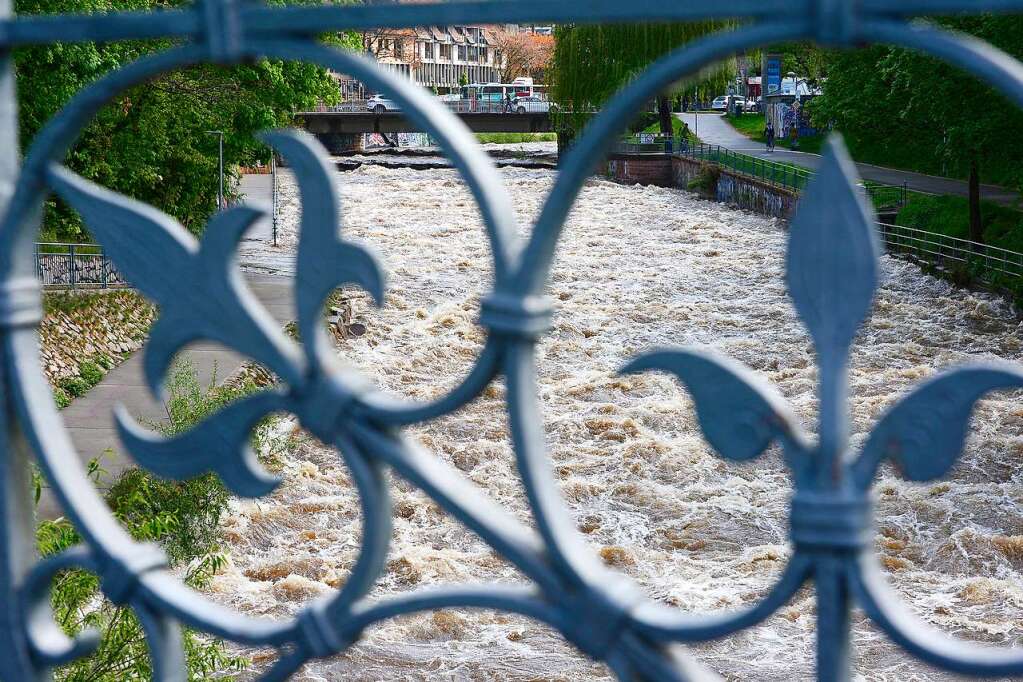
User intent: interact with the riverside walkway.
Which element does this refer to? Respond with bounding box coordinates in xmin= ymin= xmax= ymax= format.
xmin=44 ymin=176 xmax=288 ymax=518
xmin=679 ymin=112 xmax=1020 ymax=206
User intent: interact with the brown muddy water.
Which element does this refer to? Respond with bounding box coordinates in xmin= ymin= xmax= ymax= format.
xmin=224 ymin=161 xmax=1023 ymax=680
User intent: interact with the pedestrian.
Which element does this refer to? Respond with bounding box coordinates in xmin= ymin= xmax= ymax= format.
xmin=505 ymin=92 xmax=513 ymax=113
xmin=765 ymin=120 xmax=776 ymax=152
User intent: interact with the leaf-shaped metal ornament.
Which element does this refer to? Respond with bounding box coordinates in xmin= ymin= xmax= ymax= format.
xmin=785 ymin=137 xmax=881 ymax=362
xmin=852 ymin=364 xmax=1023 ymax=488
xmin=261 ymin=130 xmax=385 ymax=363
xmin=622 ymin=349 xmax=808 ymax=464
xmin=115 ymin=391 xmax=290 ymax=498
xmin=46 ymin=165 xmax=303 ymax=394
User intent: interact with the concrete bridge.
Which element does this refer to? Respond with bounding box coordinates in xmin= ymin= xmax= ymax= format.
xmin=296 ymin=110 xmax=555 ymax=152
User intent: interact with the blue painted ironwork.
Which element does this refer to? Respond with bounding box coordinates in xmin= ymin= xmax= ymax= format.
xmin=2 ymin=1 xmax=1023 ymax=680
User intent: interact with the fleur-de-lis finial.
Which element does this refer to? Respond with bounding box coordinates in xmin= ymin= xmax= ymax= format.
xmin=47 ymin=131 xmax=385 ymax=498
xmin=624 ymin=136 xmax=1023 ymax=673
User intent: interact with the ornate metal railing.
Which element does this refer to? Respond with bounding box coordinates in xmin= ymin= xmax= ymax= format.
xmin=3 ymin=1 xmax=1023 ymax=680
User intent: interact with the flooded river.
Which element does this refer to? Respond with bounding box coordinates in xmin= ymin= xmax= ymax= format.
xmin=222 ymin=158 xmax=1023 ymax=680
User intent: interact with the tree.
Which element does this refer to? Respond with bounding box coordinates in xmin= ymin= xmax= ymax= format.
xmin=550 ymin=22 xmax=736 ymax=136
xmin=492 ymin=29 xmax=554 ymax=83
xmin=811 ymin=16 xmax=1023 ymax=243
xmin=15 ymin=0 xmax=355 ymax=241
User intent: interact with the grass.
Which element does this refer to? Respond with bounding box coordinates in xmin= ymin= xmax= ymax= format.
xmin=724 ymin=112 xmax=825 ymax=155
xmin=896 ymin=193 xmax=1023 ymax=253
xmin=40 ymin=361 xmax=260 ymax=680
xmin=475 ymin=132 xmax=557 ymax=144
xmin=639 ymin=117 xmax=691 ymax=140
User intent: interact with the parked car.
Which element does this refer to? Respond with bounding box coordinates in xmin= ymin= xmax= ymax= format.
xmin=711 ymin=95 xmax=748 ymax=112
xmin=367 ymin=95 xmax=400 ymax=114
xmin=513 ymin=96 xmax=559 ymax=114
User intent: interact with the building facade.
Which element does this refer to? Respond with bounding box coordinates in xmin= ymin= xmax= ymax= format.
xmin=358 ymin=25 xmax=506 ymax=94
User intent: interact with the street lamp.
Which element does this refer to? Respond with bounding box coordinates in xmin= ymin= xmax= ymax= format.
xmin=205 ymin=130 xmax=225 ymax=210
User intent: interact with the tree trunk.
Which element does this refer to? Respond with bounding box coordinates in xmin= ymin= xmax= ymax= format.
xmin=969 ymin=156 xmax=983 ymax=246
xmin=656 ymin=95 xmax=673 ymax=136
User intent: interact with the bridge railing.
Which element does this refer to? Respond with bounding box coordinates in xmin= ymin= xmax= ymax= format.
xmin=308 ymin=98 xmax=559 ymax=115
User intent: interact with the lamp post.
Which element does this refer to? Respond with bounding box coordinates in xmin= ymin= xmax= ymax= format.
xmin=206 ymin=130 xmax=224 ymax=210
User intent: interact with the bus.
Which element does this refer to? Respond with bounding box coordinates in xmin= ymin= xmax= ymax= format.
xmin=459 ymin=78 xmax=547 ymax=104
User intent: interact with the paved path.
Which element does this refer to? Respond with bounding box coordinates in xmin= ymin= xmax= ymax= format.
xmin=679 ymin=113 xmax=1020 ymax=207
xmin=44 ymin=175 xmax=287 ymax=518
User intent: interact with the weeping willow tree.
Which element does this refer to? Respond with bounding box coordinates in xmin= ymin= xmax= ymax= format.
xmin=550 ymin=22 xmax=738 ymax=136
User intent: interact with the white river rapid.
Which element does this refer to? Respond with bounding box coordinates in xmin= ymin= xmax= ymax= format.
xmin=219 ymin=155 xmax=1023 ymax=681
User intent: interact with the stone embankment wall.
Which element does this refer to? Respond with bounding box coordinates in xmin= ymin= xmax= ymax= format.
xmin=41 ymin=290 xmax=155 ymax=387
xmin=605 ymin=153 xmax=799 ymax=220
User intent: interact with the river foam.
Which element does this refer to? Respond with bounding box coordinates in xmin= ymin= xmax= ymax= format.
xmin=226 ymin=163 xmax=1023 ymax=680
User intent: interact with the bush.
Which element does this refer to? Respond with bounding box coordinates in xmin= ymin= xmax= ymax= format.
xmin=53 ymin=387 xmax=71 ymax=410
xmin=42 ymin=362 xmax=259 ymax=680
xmin=78 ymin=360 xmax=104 ymax=386
xmin=60 ymin=375 xmax=90 ymax=398
xmin=95 ymin=354 xmax=115 ymax=371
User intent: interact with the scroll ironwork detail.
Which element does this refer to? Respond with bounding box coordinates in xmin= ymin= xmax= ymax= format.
xmin=2 ymin=1 xmax=1023 ymax=680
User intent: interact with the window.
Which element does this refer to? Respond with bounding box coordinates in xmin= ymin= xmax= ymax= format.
xmin=458 ymin=45 xmax=467 ymax=61
xmin=440 ymin=44 xmax=451 ymax=60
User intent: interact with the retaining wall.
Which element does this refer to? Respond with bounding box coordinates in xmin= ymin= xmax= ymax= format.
xmin=672 ymin=155 xmax=799 ymax=219
xmin=606 ymin=154 xmax=674 ymax=187
xmin=604 ymin=153 xmax=799 ymax=220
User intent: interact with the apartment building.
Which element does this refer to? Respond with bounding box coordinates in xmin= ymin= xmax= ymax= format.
xmin=355 ymin=25 xmax=506 ymax=94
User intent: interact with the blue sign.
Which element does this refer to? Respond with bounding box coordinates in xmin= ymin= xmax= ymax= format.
xmin=765 ymin=54 xmax=783 ymax=95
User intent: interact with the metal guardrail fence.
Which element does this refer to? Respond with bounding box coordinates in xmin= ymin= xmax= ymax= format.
xmin=7 ymin=2 xmax=1023 ymax=681
xmin=878 ymin=222 xmax=1023 ymax=283
xmin=682 ymin=141 xmax=815 ymax=191
xmin=678 ymin=141 xmax=913 ymax=211
xmin=34 ymin=242 xmax=128 ymax=289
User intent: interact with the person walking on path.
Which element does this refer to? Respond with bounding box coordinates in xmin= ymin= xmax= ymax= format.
xmin=765 ymin=120 xmax=776 ymax=152
xmin=505 ymin=92 xmax=514 ymax=113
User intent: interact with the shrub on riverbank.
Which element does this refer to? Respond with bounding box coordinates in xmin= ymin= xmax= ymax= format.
xmin=41 ymin=362 xmax=260 ymax=680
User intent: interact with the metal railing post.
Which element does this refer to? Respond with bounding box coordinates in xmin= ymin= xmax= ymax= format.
xmin=68 ymin=243 xmax=76 ymax=290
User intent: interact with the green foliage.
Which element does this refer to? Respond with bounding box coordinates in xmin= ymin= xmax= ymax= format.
xmin=639 ymin=116 xmax=690 ymax=139
xmin=812 ymin=16 xmax=1023 ymax=191
xmin=15 ymin=0 xmax=358 ymax=241
xmin=53 ymin=386 xmax=72 ymax=409
xmin=896 ymin=193 xmax=1023 ymax=253
xmin=475 ymin=132 xmax=557 ymax=144
xmin=40 ymin=363 xmax=261 ymax=680
xmin=725 ymin=112 xmax=824 ymax=154
xmin=550 ymin=22 xmax=736 ymax=129
xmin=78 ymin=360 xmax=104 ymax=386
xmin=59 ymin=375 xmax=90 ymax=398
xmin=43 ymin=291 xmax=101 ymax=316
